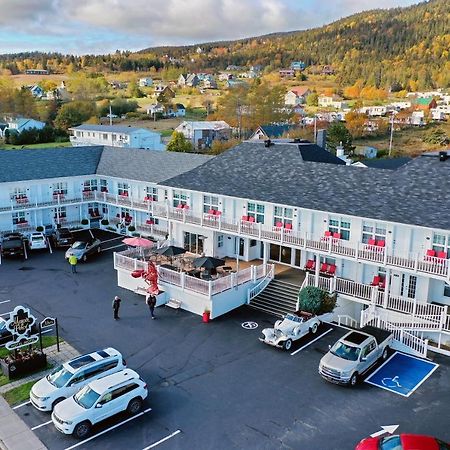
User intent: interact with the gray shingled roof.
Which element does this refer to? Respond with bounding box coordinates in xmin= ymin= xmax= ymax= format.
xmin=0 ymin=146 xmax=104 ymax=182
xmin=162 ymin=142 xmax=450 ymax=230
xmin=96 ymin=147 xmax=212 ymax=183
xmin=360 ymin=157 xmax=412 ymax=170
xmin=70 ymin=124 xmax=155 ymax=134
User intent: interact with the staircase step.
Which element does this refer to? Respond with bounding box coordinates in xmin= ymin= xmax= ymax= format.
xmin=248 ymin=303 xmax=285 ymax=318
xmin=251 ymin=297 xmax=295 ymax=310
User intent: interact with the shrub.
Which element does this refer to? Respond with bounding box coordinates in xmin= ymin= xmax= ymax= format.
xmin=106 ymin=226 xmax=116 ymax=231
xmin=128 ymin=225 xmax=136 ymax=232
xmin=298 ymin=286 xmax=336 ymax=315
xmin=81 ymin=219 xmax=89 ymax=225
xmin=36 ymin=226 xmax=44 ymax=232
xmin=101 ymin=219 xmax=109 ymax=226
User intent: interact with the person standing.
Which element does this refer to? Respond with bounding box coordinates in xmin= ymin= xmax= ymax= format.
xmin=146 ymin=294 xmax=157 ymax=319
xmin=69 ymin=254 xmax=78 ymax=273
xmin=112 ymin=295 xmax=121 ymax=320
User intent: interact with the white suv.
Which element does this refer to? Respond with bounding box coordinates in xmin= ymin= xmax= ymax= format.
xmin=52 ymin=369 xmax=148 ymax=439
xmin=30 ymin=348 xmax=125 ymax=411
xmin=28 ymin=232 xmax=48 ymax=250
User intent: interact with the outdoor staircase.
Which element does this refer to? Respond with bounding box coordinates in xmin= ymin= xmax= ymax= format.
xmin=249 ymin=279 xmax=299 ymax=317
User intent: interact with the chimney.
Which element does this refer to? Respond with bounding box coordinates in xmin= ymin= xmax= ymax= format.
xmin=317 ymin=129 xmax=327 ymax=150
xmin=439 ymin=151 xmax=448 ymax=162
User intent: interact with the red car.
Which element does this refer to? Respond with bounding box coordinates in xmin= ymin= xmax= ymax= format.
xmin=356 ymin=434 xmax=450 ymax=450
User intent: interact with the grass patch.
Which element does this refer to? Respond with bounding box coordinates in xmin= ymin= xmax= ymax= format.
xmin=160 ymin=129 xmax=174 ymax=137
xmin=3 ymin=380 xmax=36 ymax=405
xmin=0 ymin=141 xmax=71 ymax=150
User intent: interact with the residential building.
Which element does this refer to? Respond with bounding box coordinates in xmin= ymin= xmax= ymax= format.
xmin=178 ymin=73 xmax=200 ymax=87
xmin=146 ymin=103 xmax=186 ymax=118
xmin=139 ymin=78 xmax=153 ymax=87
xmin=279 ymin=69 xmax=295 ymax=78
xmin=249 ymin=124 xmax=297 ymax=140
xmin=69 ymin=125 xmax=166 ymax=151
xmin=218 ymin=73 xmax=233 ymax=81
xmin=226 ymin=79 xmax=247 ymax=89
xmin=2 ymin=143 xmax=450 ymax=358
xmin=25 ymin=69 xmax=49 ymax=75
xmin=414 ymin=97 xmax=438 ymax=111
xmin=318 ymin=95 xmax=348 ymax=110
xmin=411 ymin=111 xmax=425 ymax=126
xmin=7 ymin=117 xmax=46 ymax=133
xmin=175 ymin=121 xmax=231 ymax=149
xmin=284 ymin=87 xmax=312 ymax=106
xmin=290 ymin=61 xmax=306 ymax=71
xmin=28 ymin=85 xmax=45 ymax=98
xmin=154 ymin=85 xmax=175 ymax=99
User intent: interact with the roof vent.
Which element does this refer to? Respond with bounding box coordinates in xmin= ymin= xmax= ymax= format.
xmin=264 ymin=139 xmax=274 ymax=148
xmin=439 ymin=151 xmax=448 ymax=162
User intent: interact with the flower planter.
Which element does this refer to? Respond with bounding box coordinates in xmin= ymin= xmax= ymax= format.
xmin=0 ymin=352 xmax=47 ymax=379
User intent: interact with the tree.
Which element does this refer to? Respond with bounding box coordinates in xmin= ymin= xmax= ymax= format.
xmin=423 ymin=128 xmax=449 ymax=146
xmin=98 ymin=98 xmax=138 ymax=117
xmin=127 ymin=83 xmax=145 ymax=98
xmin=298 ymin=287 xmax=336 ymax=315
xmin=345 ymin=112 xmax=367 ymax=139
xmin=167 ymin=131 xmax=193 ymax=153
xmin=327 ymin=122 xmax=354 ymax=153
xmin=54 ymin=101 xmax=97 ymax=130
xmin=306 ymin=92 xmax=318 ymax=106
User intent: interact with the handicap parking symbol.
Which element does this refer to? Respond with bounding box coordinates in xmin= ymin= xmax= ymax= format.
xmin=365 ymin=352 xmax=439 ymax=397
xmin=241 ymin=321 xmax=258 ymax=330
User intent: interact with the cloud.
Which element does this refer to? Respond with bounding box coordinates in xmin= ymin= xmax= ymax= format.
xmin=0 ymin=0 xmax=421 ymax=54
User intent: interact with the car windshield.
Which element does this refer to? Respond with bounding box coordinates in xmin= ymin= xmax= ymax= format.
xmin=380 ymin=436 xmax=402 ymax=450
xmin=72 ymin=242 xmax=87 ymax=249
xmin=74 ymin=386 xmax=100 ymax=409
xmin=59 ymin=230 xmax=70 ymax=237
xmin=47 ymin=365 xmax=73 ymax=388
xmin=330 ymin=342 xmax=361 ymax=361
xmin=32 ymin=236 xmax=44 ymax=241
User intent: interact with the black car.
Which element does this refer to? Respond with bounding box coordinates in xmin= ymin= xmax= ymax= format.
xmin=1 ymin=233 xmax=25 ymax=258
xmin=51 ymin=227 xmax=74 ymax=248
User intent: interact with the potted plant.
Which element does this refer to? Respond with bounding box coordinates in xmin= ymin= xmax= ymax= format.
xmin=0 ymin=349 xmax=47 ymax=379
xmin=202 ymin=307 xmax=211 ymax=323
xmin=36 ymin=226 xmax=44 ymax=232
xmin=101 ymin=219 xmax=109 ymax=226
xmin=81 ymin=218 xmax=89 ymax=225
xmin=128 ymin=225 xmax=136 ymax=232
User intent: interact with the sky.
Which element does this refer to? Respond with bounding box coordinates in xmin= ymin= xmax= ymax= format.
xmin=0 ymin=0 xmax=422 ymax=55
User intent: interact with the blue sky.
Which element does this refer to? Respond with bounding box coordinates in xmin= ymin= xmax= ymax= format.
xmin=0 ymin=0 xmax=421 ymax=55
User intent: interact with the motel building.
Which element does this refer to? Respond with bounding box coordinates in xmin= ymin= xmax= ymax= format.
xmin=1 ymin=142 xmax=450 ymax=358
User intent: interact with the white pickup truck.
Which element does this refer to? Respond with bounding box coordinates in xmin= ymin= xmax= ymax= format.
xmin=260 ymin=311 xmax=331 ymax=351
xmin=319 ymin=325 xmax=393 ymax=386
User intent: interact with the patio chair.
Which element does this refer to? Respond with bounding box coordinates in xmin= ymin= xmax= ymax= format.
xmin=437 ymin=251 xmax=447 ymax=259
xmin=241 ymin=215 xmax=248 ymax=222
xmin=327 ymin=264 xmax=336 ymax=276
xmin=371 ymin=276 xmax=380 ymax=286
xmin=368 ymin=238 xmax=376 ymax=246
xmin=320 ymin=263 xmax=329 ymax=274
xmin=305 ymin=259 xmax=314 ymax=271
xmin=275 ymin=221 xmax=283 ymax=228
xmin=376 ymin=240 xmax=385 ymax=248
xmin=248 ymin=216 xmax=255 ymax=223
xmin=379 ymin=278 xmax=386 ymax=290
xmin=425 ymin=249 xmax=436 ymax=261
xmin=284 ymin=223 xmax=292 ymax=231
xmin=333 ymin=232 xmax=341 ymax=240
xmin=324 ymin=230 xmax=332 ymax=238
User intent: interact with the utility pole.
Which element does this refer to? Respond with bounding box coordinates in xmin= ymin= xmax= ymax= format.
xmin=313 ymin=116 xmax=317 ymax=143
xmin=109 ymin=103 xmax=113 ymax=127
xmin=388 ymin=112 xmax=394 ymax=156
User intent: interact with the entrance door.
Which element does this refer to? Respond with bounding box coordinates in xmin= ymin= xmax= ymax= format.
xmin=400 ymin=274 xmax=417 ymax=299
xmin=238 ymin=238 xmax=245 ymax=257
xmin=269 ymin=244 xmax=292 ymax=265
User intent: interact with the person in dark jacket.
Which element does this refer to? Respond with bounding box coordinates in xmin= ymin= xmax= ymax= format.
xmin=112 ymin=296 xmax=121 ymax=320
xmin=146 ymin=294 xmax=157 ymax=319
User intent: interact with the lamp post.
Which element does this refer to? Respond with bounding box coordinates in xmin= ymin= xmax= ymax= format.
xmin=388 ymin=112 xmax=395 ymax=157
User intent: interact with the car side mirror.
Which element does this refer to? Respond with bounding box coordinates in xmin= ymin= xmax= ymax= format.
xmin=361 ymin=356 xmax=367 ymax=362
xmin=95 ymin=403 xmax=103 ymax=408
xmin=328 ymin=345 xmax=331 ymax=350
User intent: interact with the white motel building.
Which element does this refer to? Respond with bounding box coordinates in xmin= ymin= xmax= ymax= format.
xmin=1 ymin=141 xmax=450 ymax=357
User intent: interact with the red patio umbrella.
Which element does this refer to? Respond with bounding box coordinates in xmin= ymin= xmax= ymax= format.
xmin=122 ymin=237 xmax=154 ymax=248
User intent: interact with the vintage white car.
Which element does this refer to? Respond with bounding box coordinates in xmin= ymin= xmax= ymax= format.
xmin=260 ymin=311 xmax=329 ymax=351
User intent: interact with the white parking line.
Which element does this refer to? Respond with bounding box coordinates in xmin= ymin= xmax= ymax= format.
xmin=0 ymin=300 xmax=11 ymax=305
xmin=290 ymin=328 xmax=334 ymax=356
xmin=64 ymin=407 xmax=152 ymax=450
xmin=142 ymin=429 xmax=182 ymax=449
xmin=31 ymin=419 xmax=53 ymax=430
xmin=13 ymin=400 xmax=30 ymax=410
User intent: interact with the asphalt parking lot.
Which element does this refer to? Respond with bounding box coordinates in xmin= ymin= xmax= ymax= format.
xmin=1 ymin=246 xmax=449 ymax=450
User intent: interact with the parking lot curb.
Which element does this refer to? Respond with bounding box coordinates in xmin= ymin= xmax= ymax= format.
xmin=0 ymin=396 xmax=47 ymax=450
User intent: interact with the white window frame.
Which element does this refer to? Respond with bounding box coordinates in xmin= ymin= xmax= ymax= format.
xmin=145 ymin=187 xmax=158 ymax=201
xmin=362 ymin=221 xmax=386 ymax=244
xmin=203 ymin=195 xmax=219 ymax=213
xmin=53 ymin=182 xmax=68 ymax=195
xmin=273 ymin=206 xmax=293 ymax=227
xmin=173 ymin=190 xmax=188 ymax=207
xmin=247 ymin=202 xmax=265 ymax=224
xmin=329 ymin=218 xmax=351 ymax=241
xmin=117 ymin=182 xmax=129 ymax=196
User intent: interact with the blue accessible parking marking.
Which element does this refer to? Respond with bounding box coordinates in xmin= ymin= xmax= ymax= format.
xmin=365 ymin=352 xmax=439 ymax=397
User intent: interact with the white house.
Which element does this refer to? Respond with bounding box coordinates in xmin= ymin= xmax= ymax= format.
xmin=1 ymin=143 xmax=450 ymax=358
xmin=146 ymin=103 xmax=186 ymax=118
xmin=411 ymin=111 xmax=425 ymax=126
xmin=284 ymin=87 xmax=312 ymax=106
xmin=69 ymin=125 xmax=166 ymax=151
xmin=318 ymin=95 xmax=348 ymax=110
xmin=28 ymin=85 xmax=45 ymax=98
xmin=175 ymin=121 xmax=231 ymax=149
xmin=7 ymin=118 xmax=46 ymax=133
xmin=139 ymin=77 xmax=153 ymax=87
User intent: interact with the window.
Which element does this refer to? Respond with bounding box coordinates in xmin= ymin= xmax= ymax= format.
xmin=112 ymin=134 xmax=117 ymax=142
xmin=102 ymin=133 xmax=108 ymax=140
xmin=444 ymin=283 xmax=450 ymax=298
xmin=173 ymin=190 xmax=188 ymax=207
xmin=248 ymin=202 xmax=265 ymax=224
xmin=432 ymin=233 xmax=450 ymax=258
xmin=12 ymin=211 xmax=26 ymax=224
xmin=111 ymin=383 xmax=139 ymax=400
xmin=100 ymin=179 xmax=108 ymax=192
xmin=146 ymin=187 xmax=158 ymax=201
xmin=83 ymin=179 xmax=98 ymax=191
xmin=53 ymin=182 xmax=67 ymax=195
xmin=362 ymin=221 xmax=386 ymax=244
xmin=329 ymin=218 xmax=351 ymax=240
xmin=273 ymin=206 xmax=293 ymax=227
xmin=102 ymin=205 xmax=108 ymax=214
xmin=217 ymin=235 xmax=224 ymax=248
xmin=203 ymin=195 xmax=219 ymax=213
xmin=10 ymin=187 xmax=27 ymax=200
xmin=117 ymin=182 xmax=129 ymax=196
xmin=54 ymin=206 xmax=67 ymax=219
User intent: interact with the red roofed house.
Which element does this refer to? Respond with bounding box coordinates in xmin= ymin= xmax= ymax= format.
xmin=284 ymin=87 xmax=312 ymax=106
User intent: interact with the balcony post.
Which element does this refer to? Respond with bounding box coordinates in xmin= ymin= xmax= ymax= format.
xmin=328 ymin=236 xmax=332 ymax=254
xmin=258 ymin=222 xmax=262 ymax=240
xmin=252 ymin=265 xmax=257 ymax=283
xmin=314 ymin=255 xmax=320 ymax=287
xmin=280 ymin=227 xmax=284 ymax=245
xmin=134 ymin=258 xmax=137 ymax=270
xmin=383 ymin=246 xmax=388 ymax=265
xmin=218 ymin=214 xmax=221 ymax=231
xmin=414 ymin=253 xmax=418 ymax=272
xmin=383 ymin=269 xmax=390 ymax=309
xmin=166 ymin=201 xmax=169 ymax=219
xmin=208 ymin=280 xmax=212 ymax=298
xmin=238 ymin=219 xmax=241 ymax=235
xmin=181 ymin=272 xmax=185 ymax=291
xmin=370 ymin=286 xmax=378 ymax=305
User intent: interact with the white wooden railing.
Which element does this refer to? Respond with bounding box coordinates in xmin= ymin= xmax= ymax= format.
xmin=247 ymin=264 xmax=275 ymax=304
xmin=337 ymin=315 xmax=358 ymax=328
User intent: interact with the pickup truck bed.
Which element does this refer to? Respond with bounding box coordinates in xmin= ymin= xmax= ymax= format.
xmin=359 ymin=326 xmax=392 ymax=345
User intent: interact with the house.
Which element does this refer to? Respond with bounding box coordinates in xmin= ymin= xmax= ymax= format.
xmin=7 ymin=118 xmax=46 ymax=133
xmin=390 ymin=101 xmax=412 ymax=111
xmin=178 ymin=73 xmax=200 ymax=87
xmin=249 ymin=124 xmax=297 ymax=140
xmin=411 ymin=111 xmax=425 ymax=126
xmin=352 ymin=146 xmax=378 ymax=159
xmin=218 ymin=73 xmax=233 ymax=81
xmin=146 ymin=103 xmax=166 ymax=117
xmin=226 ymin=80 xmax=247 ymax=89
xmin=154 ymin=85 xmax=176 ymax=99
xmin=25 ymin=69 xmax=49 ymax=75
xmin=28 ymin=85 xmax=45 ymax=98
xmin=2 ymin=144 xmax=450 ymax=356
xmin=202 ymin=77 xmax=217 ymax=89
xmin=175 ymin=121 xmax=231 ymax=149
xmin=279 ymin=69 xmax=295 ymax=78
xmin=359 ymin=106 xmax=387 ymax=117
xmin=284 ymin=87 xmax=312 ymax=106
xmin=318 ymin=95 xmax=348 ymax=110
xmin=139 ymin=78 xmax=153 ymax=87
xmin=167 ymin=104 xmax=186 ymax=118
xmin=226 ymin=65 xmax=244 ymax=71
xmin=147 ymin=103 xmax=186 ymax=118
xmin=109 ymin=81 xmax=127 ymax=90
xmin=430 ymin=109 xmax=446 ymax=121
xmin=0 ymin=123 xmax=8 ymax=138
xmin=414 ymin=97 xmax=438 ymax=111
xmin=69 ymin=125 xmax=166 ymax=151
xmin=290 ymin=61 xmax=306 ymax=71
xmin=321 ymin=65 xmax=335 ymax=75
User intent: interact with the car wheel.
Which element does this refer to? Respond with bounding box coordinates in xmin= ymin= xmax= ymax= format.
xmin=283 ymin=339 xmax=292 ymax=351
xmin=52 ymin=397 xmax=64 ymax=410
xmin=126 ymin=397 xmax=143 ymax=415
xmin=349 ymin=373 xmax=359 ymax=387
xmin=73 ymin=421 xmax=91 ymax=439
xmin=310 ymin=323 xmax=318 ymax=334
xmin=382 ymin=347 xmax=389 ymax=360
xmin=82 ymin=254 xmax=87 ymax=262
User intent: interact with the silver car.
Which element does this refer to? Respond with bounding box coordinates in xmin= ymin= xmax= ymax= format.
xmin=65 ymin=239 xmax=102 ymax=262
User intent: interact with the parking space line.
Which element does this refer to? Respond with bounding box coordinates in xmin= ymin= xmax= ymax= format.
xmin=290 ymin=328 xmax=334 ymax=356
xmin=0 ymin=300 xmax=11 ymax=305
xmin=64 ymin=407 xmax=152 ymax=450
xmin=142 ymin=429 xmax=182 ymax=449
xmin=31 ymin=419 xmax=53 ymax=430
xmin=12 ymin=400 xmax=30 ymax=409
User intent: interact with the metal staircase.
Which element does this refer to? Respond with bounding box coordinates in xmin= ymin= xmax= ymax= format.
xmin=249 ymin=279 xmax=299 ymax=317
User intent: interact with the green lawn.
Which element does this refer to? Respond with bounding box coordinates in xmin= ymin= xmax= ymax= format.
xmin=3 ymin=380 xmax=36 ymax=405
xmin=0 ymin=141 xmax=71 ymax=150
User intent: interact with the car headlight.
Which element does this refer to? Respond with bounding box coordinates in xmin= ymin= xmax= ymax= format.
xmin=62 ymin=420 xmax=73 ymax=425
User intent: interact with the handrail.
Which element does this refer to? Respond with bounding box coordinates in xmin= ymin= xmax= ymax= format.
xmin=337 ymin=315 xmax=358 ymax=328
xmin=247 ymin=264 xmax=275 ymax=304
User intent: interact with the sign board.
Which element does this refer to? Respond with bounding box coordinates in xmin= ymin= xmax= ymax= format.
xmin=5 ymin=306 xmax=36 ymax=338
xmin=41 ymin=317 xmax=56 ymax=329
xmin=5 ymin=335 xmax=39 ymax=350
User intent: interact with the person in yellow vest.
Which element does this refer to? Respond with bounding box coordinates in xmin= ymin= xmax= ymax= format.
xmin=69 ymin=254 xmax=78 ymax=273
